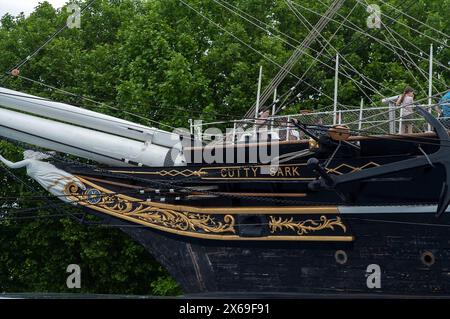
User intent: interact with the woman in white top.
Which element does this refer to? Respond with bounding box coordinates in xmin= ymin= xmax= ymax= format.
xmin=396 ymin=86 xmax=415 ymax=134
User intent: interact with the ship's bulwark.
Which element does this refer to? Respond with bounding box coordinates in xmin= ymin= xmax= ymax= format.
xmin=110 ymin=211 xmax=450 ymax=296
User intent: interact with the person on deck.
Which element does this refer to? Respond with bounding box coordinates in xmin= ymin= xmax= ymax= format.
xmin=396 ymin=86 xmax=415 ymax=134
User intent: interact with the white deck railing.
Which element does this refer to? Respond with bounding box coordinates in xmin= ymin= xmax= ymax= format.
xmin=189 ymin=103 xmax=441 ymax=144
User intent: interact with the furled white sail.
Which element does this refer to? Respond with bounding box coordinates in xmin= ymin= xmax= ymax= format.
xmin=0 ymin=86 xmax=181 ymax=150
xmin=0 ymin=107 xmax=186 ymax=167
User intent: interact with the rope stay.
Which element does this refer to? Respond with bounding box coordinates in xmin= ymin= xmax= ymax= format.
xmin=244 ymin=0 xmax=346 ymax=120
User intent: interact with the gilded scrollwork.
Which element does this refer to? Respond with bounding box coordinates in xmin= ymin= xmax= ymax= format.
xmin=269 ymin=215 xmax=347 ymax=235
xmin=126 ymin=208 xmax=235 ymax=233
xmin=64 ymin=179 xmax=353 ymax=241
xmin=64 ymin=181 xmax=235 ymax=234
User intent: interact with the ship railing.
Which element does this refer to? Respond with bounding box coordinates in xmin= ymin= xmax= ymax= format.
xmin=189 ymin=103 xmax=442 ymax=145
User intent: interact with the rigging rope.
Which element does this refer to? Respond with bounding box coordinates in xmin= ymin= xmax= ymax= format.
xmin=178 ymin=0 xmax=334 ymax=102
xmin=244 ymin=0 xmax=346 ymax=119
xmin=212 ymin=0 xmax=391 ymax=111
xmin=380 ymin=25 xmax=429 ymax=95
xmin=377 ymin=0 xmax=450 ymax=40
xmin=212 ymin=0 xmax=362 ymax=100
xmin=293 ymin=0 xmax=450 ymax=72
xmin=361 ymin=0 xmax=444 ymax=91
xmin=224 ymin=0 xmax=416 ymax=103
xmin=284 ymin=1 xmax=382 ymax=106
xmin=363 ymin=0 xmax=450 ymax=49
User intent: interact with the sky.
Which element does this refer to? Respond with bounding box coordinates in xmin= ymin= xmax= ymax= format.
xmin=0 ymin=0 xmax=68 ymax=18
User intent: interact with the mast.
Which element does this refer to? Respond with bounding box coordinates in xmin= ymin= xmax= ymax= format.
xmin=333 ymin=53 xmax=339 ymax=125
xmin=255 ymin=65 xmax=263 ymax=120
xmin=428 ymin=44 xmax=434 ymax=131
xmin=428 ymin=44 xmax=433 ymax=106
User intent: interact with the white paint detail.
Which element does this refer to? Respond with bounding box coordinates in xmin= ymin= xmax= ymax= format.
xmin=337 ymin=205 xmax=450 ymax=214
xmin=0 ymin=151 xmax=85 ymax=203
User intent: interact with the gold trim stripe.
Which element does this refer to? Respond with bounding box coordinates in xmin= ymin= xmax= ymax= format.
xmin=75 ymin=176 xmax=338 ymax=214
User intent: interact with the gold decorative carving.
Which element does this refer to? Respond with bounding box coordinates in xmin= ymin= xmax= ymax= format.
xmin=269 ymin=215 xmax=347 ymax=235
xmin=63 ymin=177 xmax=354 ymax=241
xmin=109 ymin=169 xmax=207 ymax=177
xmin=126 ymin=208 xmax=235 ymax=234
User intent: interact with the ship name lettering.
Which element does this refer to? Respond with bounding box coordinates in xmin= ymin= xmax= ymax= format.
xmin=270 ymin=166 xmax=300 ymax=177
xmin=219 ymin=166 xmax=299 ymax=178
xmin=220 ymin=167 xmax=258 ymax=178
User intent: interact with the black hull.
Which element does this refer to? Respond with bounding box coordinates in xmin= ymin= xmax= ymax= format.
xmin=107 ymin=212 xmax=450 ymax=296
xmin=60 ymin=132 xmax=450 ymax=297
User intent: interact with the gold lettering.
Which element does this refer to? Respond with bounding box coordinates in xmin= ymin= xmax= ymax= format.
xmin=285 ymin=167 xmax=292 ymax=177
xmin=243 ymin=167 xmax=250 ymax=177
xmin=251 ymin=167 xmax=258 ymax=177
xmin=292 ymin=166 xmax=300 ymax=176
xmin=269 ymin=166 xmax=277 ymax=177
xmin=277 ymin=167 xmax=284 ymax=177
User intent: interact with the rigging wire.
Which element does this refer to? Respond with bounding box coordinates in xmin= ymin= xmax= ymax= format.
xmin=0 ymin=135 xmax=320 ymax=206
xmin=1 ymin=0 xmax=448 ymax=230
xmin=361 ymin=0 xmax=445 ymax=91
xmin=380 ymin=24 xmax=429 ymax=96
xmin=211 ymin=0 xmax=347 ymax=103
xmin=0 ymin=0 xmax=238 ymax=133
xmin=283 ymin=0 xmax=382 ymax=106
xmin=343 ymin=90 xmax=447 ymax=129
xmin=359 ymin=0 xmax=450 ymax=49
xmin=379 ymin=22 xmax=449 ymax=88
xmin=3 ymin=120 xmax=450 ymax=228
xmin=257 ymin=0 xmax=347 ymax=111
xmin=291 ymin=0 xmax=450 ymax=72
xmin=376 ymin=0 xmax=450 ymax=40
xmin=308 ymin=0 xmax=430 ymax=94
xmin=178 ymin=0 xmax=335 ymax=102
xmin=13 ymin=74 xmax=237 ymax=121
xmin=213 ymin=0 xmax=396 ymax=112
xmin=210 ymin=0 xmax=346 ymax=111
xmin=222 ymin=0 xmax=420 ymax=104
xmin=246 ymin=0 xmax=347 ymax=116
xmin=183 ymin=88 xmax=450 ymax=143
xmin=0 ymin=0 xmax=97 ymax=83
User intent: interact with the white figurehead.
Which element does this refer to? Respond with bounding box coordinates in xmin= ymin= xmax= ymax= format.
xmin=0 ymin=150 xmax=85 ymax=203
